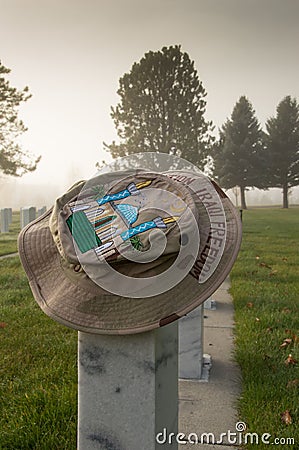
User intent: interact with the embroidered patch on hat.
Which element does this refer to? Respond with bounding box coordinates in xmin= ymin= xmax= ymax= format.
xmin=66 ymin=178 xmax=180 ymax=263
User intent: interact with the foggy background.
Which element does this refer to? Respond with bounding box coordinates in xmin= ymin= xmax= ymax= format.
xmin=1 ymin=0 xmax=299 ymax=208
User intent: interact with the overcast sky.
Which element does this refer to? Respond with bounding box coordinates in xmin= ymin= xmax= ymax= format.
xmin=1 ymin=0 xmax=299 ymax=206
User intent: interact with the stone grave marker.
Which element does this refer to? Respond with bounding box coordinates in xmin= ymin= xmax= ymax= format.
xmin=37 ymin=206 xmax=47 ymax=217
xmin=0 ymin=208 xmax=11 ymax=233
xmin=78 ymin=323 xmax=178 ymax=450
xmin=7 ymin=208 xmax=12 ymax=225
xmin=20 ymin=207 xmax=36 ymax=228
xmin=179 ymin=305 xmax=204 ymax=379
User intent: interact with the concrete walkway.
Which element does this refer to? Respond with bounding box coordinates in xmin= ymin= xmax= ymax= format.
xmin=0 ymin=252 xmax=19 ymax=259
xmin=179 ymin=279 xmax=242 ymax=449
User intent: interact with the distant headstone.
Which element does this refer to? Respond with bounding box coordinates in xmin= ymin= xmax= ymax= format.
xmin=20 ymin=207 xmax=36 ymax=228
xmin=179 ymin=305 xmax=204 ymax=379
xmin=7 ymin=208 xmax=12 ymax=225
xmin=0 ymin=208 xmax=11 ymax=233
xmin=204 ymin=297 xmax=217 ymax=310
xmin=37 ymin=206 xmax=47 ymax=217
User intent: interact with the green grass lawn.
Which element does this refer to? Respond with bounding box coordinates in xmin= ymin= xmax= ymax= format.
xmin=0 ymin=257 xmax=77 ymax=449
xmin=0 ymin=208 xmax=298 ymax=448
xmin=230 ymin=208 xmax=299 ymax=448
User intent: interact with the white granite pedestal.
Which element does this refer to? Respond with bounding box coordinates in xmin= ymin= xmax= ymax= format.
xmin=78 ymin=322 xmax=178 ymax=450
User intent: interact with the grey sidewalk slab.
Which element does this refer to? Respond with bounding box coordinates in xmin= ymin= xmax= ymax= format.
xmin=178 ymin=279 xmax=242 ymax=449
xmin=0 ymin=252 xmax=19 ymax=260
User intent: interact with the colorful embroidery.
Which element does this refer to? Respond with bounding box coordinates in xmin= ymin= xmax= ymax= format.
xmin=66 ymin=212 xmax=102 ymax=253
xmin=129 ymin=236 xmax=144 ymax=251
xmin=67 ymin=179 xmax=178 ymax=261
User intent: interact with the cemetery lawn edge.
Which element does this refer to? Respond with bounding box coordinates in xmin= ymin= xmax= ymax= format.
xmin=230 ymin=207 xmax=299 ymax=446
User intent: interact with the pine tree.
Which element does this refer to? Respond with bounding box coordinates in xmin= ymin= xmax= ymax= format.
xmin=212 ymin=96 xmax=266 ymax=209
xmin=265 ymin=95 xmax=299 ymax=208
xmin=103 ymin=45 xmax=214 ymax=170
xmin=0 ymin=61 xmax=40 ymax=177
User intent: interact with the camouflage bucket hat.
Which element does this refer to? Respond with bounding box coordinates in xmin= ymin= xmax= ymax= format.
xmin=18 ymin=168 xmax=242 ymax=335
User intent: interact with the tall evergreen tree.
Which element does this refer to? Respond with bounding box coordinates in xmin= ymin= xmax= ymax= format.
xmin=0 ymin=61 xmax=40 ymax=177
xmin=103 ymin=45 xmax=214 ymax=170
xmin=265 ymin=95 xmax=299 ymax=208
xmin=212 ymin=96 xmax=266 ymax=209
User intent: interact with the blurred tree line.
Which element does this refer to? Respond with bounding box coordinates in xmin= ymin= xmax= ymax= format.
xmin=0 ymin=60 xmax=40 ymax=178
xmin=103 ymin=45 xmax=299 ymax=209
xmin=1 ymin=48 xmax=298 ymax=209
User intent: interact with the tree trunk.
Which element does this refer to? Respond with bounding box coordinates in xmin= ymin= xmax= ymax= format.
xmin=282 ymin=182 xmax=289 ymax=208
xmin=240 ymin=185 xmax=247 ymax=210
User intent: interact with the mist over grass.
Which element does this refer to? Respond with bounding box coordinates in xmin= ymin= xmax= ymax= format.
xmin=1 ymin=177 xmax=299 ymax=210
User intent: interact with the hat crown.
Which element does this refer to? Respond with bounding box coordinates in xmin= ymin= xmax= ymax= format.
xmin=50 ymin=170 xmax=197 ymax=271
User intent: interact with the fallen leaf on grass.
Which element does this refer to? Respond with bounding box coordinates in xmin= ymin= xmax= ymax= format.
xmin=280 ymin=338 xmax=292 ymax=349
xmin=282 ymin=308 xmax=291 ymax=314
xmin=285 ymin=354 xmax=297 ymax=366
xmin=285 ymin=330 xmax=299 ymax=343
xmin=0 ymin=322 xmax=7 ymax=329
xmin=259 ymin=262 xmax=272 ymax=269
xmin=255 ymin=317 xmax=260 ymax=322
xmin=247 ymin=302 xmax=254 ymax=308
xmin=287 ymin=379 xmax=299 ymax=389
xmin=292 ymin=333 xmax=299 ymax=343
xmin=269 ymin=270 xmax=278 ymax=276
xmin=282 ymin=257 xmax=288 ymax=262
xmin=281 ymin=410 xmax=292 ymax=425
